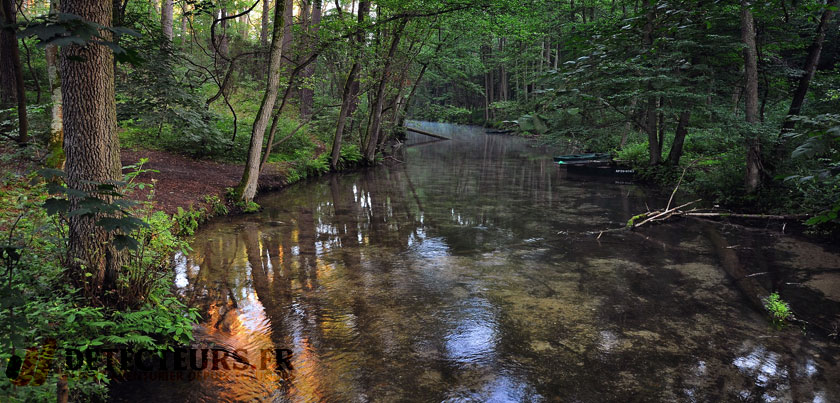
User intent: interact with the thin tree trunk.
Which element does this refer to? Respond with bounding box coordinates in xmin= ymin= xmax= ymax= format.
xmin=363 ymin=19 xmax=407 ymax=164
xmin=499 ymin=37 xmax=507 ymax=101
xmin=280 ymin=0 xmax=293 ymax=64
xmin=657 ymin=98 xmax=665 ymax=154
xmin=21 ymin=38 xmax=41 ymax=104
xmin=260 ymin=0 xmax=270 ymax=47
xmin=667 ymin=110 xmax=690 ymax=165
xmin=300 ymin=0 xmax=322 ymax=119
xmin=741 ymin=0 xmax=762 ymax=192
xmin=180 ymin=2 xmax=187 ymax=42
xmin=239 ymin=14 xmax=249 ymax=39
xmin=330 ymin=0 xmax=369 ymax=170
xmin=161 ymin=0 xmax=173 ymax=42
xmin=45 ymin=0 xmax=63 ymax=168
xmin=781 ymin=0 xmax=837 ymax=131
xmin=642 ymin=0 xmax=659 ymax=164
xmin=60 ymin=0 xmax=123 ymax=301
xmin=0 ymin=0 xmax=28 ymax=143
xmin=235 ymin=0 xmax=286 ymax=203
xmin=621 ymin=97 xmax=637 ymax=148
xmin=57 ymin=375 xmax=68 ymax=403
xmin=399 ymin=61 xmax=428 ymax=127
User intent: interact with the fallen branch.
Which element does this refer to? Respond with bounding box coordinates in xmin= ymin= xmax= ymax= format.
xmin=683 ymin=212 xmax=810 ymax=220
xmin=633 ymin=199 xmax=702 ymax=228
xmin=405 ymin=126 xmax=451 ymax=140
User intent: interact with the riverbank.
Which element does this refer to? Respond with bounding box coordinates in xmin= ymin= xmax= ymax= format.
xmin=121 ymin=149 xmax=288 ymax=215
xmin=0 ymin=139 xmax=347 ymax=402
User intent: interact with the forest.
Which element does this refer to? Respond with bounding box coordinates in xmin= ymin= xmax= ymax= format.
xmin=1 ymin=0 xmax=839 ymax=400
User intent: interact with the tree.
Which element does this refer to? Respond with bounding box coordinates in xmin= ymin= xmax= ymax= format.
xmin=45 ymin=0 xmax=64 ymax=168
xmin=642 ymin=0 xmax=660 ymax=165
xmin=161 ymin=0 xmax=174 ymax=42
xmin=300 ymin=0 xmax=322 ymax=119
xmin=363 ymin=19 xmax=408 ymax=164
xmin=741 ymin=0 xmax=762 ymax=192
xmin=781 ymin=0 xmax=838 ymax=132
xmin=330 ymin=0 xmax=370 ymax=170
xmin=260 ymin=0 xmax=270 ymax=47
xmin=0 ymin=0 xmax=28 ymax=143
xmin=60 ymin=0 xmax=124 ymax=300
xmin=235 ymin=0 xmax=286 ymax=203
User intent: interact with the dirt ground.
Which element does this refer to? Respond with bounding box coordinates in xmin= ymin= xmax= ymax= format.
xmin=122 ymin=149 xmax=288 ymax=214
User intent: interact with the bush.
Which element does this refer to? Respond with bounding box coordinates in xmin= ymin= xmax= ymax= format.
xmin=615 ymin=140 xmax=650 ymax=166
xmin=763 ymin=292 xmax=792 ymax=328
xmin=0 ymin=161 xmax=199 ymax=402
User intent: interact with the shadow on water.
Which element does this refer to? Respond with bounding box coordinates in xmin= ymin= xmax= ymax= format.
xmin=112 ymin=121 xmax=840 ymax=402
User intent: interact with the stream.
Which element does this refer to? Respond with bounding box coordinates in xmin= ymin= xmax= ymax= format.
xmin=113 ymin=122 xmax=840 ymax=402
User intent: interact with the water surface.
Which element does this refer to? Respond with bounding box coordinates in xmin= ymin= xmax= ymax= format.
xmin=115 ymin=122 xmax=840 ymax=402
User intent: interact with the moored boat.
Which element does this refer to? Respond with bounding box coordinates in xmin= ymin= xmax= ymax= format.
xmin=553 ymin=152 xmax=612 ymax=164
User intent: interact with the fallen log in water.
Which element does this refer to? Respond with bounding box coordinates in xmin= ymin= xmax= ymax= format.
xmin=682 ymin=212 xmax=810 ymax=220
xmin=404 ymin=126 xmax=451 ymax=140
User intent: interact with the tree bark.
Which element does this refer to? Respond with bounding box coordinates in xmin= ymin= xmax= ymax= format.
xmin=642 ymin=0 xmax=659 ymax=165
xmin=363 ymin=19 xmax=407 ymax=164
xmin=280 ymin=0 xmax=293 ymax=64
xmin=329 ymin=0 xmax=369 ymax=170
xmin=260 ymin=0 xmax=270 ymax=47
xmin=161 ymin=0 xmax=173 ymax=42
xmin=667 ymin=110 xmax=690 ymax=166
xmin=45 ymin=0 xmax=64 ymax=168
xmin=741 ymin=0 xmax=762 ymax=192
xmin=180 ymin=2 xmax=188 ymax=44
xmin=300 ymin=0 xmax=322 ymax=119
xmin=0 ymin=0 xmax=28 ymax=143
xmin=781 ymin=0 xmax=837 ymax=131
xmin=60 ymin=0 xmax=123 ymax=301
xmin=235 ymin=0 xmax=286 ymax=203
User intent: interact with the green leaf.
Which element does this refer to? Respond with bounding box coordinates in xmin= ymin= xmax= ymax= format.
xmin=43 ymin=198 xmax=71 ymax=215
xmin=113 ymin=235 xmax=140 ymax=251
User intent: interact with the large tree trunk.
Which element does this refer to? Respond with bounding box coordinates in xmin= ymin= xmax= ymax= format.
xmin=329 ymin=0 xmax=369 ymax=170
xmin=0 ymin=0 xmax=28 ymax=143
xmin=161 ymin=0 xmax=173 ymax=42
xmin=235 ymin=0 xmax=285 ymax=203
xmin=300 ymin=0 xmax=322 ymax=119
xmin=781 ymin=0 xmax=837 ymax=132
xmin=60 ymin=0 xmax=123 ymax=301
xmin=45 ymin=0 xmax=64 ymax=169
xmin=363 ymin=19 xmax=407 ymax=164
xmin=741 ymin=0 xmax=762 ymax=192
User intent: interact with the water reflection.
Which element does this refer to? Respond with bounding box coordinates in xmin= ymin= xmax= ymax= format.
xmin=113 ymin=122 xmax=840 ymax=402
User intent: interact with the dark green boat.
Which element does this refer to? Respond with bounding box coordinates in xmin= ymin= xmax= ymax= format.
xmin=553 ymin=152 xmax=612 ymax=164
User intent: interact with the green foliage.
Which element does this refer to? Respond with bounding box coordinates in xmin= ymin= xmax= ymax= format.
xmin=236 ymin=200 xmax=261 ymax=213
xmin=172 ymin=206 xmax=204 ymax=237
xmin=19 ymin=12 xmax=142 ymax=63
xmin=615 ymin=141 xmax=649 ymax=167
xmin=412 ymin=104 xmax=473 ymax=124
xmin=339 ymin=144 xmax=363 ymax=165
xmin=763 ymin=292 xmax=792 ymax=328
xmin=204 ymin=194 xmax=229 ymax=216
xmin=0 ymin=164 xmax=199 ymax=401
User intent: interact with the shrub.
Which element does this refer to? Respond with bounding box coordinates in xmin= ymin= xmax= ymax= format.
xmin=763 ymin=292 xmax=792 ymax=328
